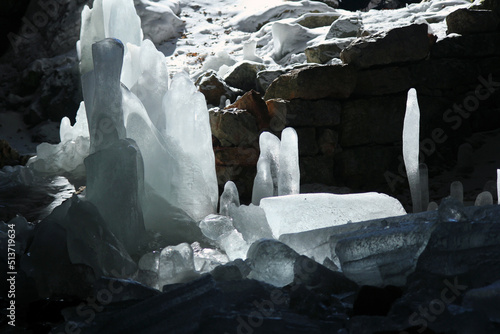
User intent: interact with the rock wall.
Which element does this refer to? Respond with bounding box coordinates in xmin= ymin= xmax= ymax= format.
xmin=208 ymin=9 xmax=500 ymax=204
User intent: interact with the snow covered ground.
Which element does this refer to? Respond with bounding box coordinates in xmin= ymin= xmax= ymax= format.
xmin=162 ymin=0 xmax=471 ymax=78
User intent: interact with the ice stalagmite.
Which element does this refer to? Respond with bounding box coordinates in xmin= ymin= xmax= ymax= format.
xmin=79 ymin=0 xmax=142 ymax=75
xmin=220 ymin=181 xmax=240 ymax=216
xmin=252 ymin=159 xmax=274 ymax=205
xmin=450 ymin=180 xmax=464 ymax=203
xmin=278 ymin=127 xmax=300 ymax=196
xmin=403 ymin=88 xmax=422 ymax=213
xmin=475 ymin=191 xmax=493 ymax=206
xmin=86 ymin=39 xmax=127 ymax=154
xmin=130 ymin=39 xmax=169 ymax=130
xmin=259 ymin=132 xmax=280 ymax=195
xmin=162 ymin=72 xmax=219 ymax=221
xmin=84 ymin=39 xmax=145 ymax=254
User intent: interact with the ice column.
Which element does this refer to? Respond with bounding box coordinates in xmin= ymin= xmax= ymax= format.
xmin=220 ymin=181 xmax=240 ymax=216
xmin=162 ymin=72 xmax=219 ymax=221
xmin=85 ymin=39 xmax=127 ymax=154
xmin=403 ymin=88 xmax=422 ymax=213
xmin=475 ymin=191 xmax=493 ymax=206
xmin=252 ymin=159 xmax=274 ymax=205
xmin=84 ymin=39 xmax=145 ymax=254
xmin=278 ymin=127 xmax=300 ymax=196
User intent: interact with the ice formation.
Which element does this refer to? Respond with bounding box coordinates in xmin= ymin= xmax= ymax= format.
xmin=14 ymin=0 xmax=498 ymax=299
xmin=450 ymin=180 xmax=464 ymax=203
xmin=403 ymin=88 xmax=422 ymax=213
xmin=260 ymin=193 xmax=406 ymax=238
xmin=219 ymin=181 xmax=240 ymax=216
xmin=278 ymin=127 xmax=300 ymax=196
xmin=475 ymin=191 xmax=493 ymax=206
xmin=247 ymin=239 xmax=300 ymax=287
xmin=27 ymin=103 xmax=90 ymax=176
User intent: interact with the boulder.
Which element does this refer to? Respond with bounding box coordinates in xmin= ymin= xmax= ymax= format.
xmin=296 ymin=13 xmax=340 ymax=29
xmin=256 ymin=69 xmax=286 ymax=93
xmin=325 ymin=15 xmax=363 ymax=39
xmin=226 ymin=90 xmax=271 ymax=129
xmin=209 ymin=108 xmax=259 ymax=147
xmin=264 ymin=64 xmax=356 ymax=100
xmin=446 ymin=9 xmax=499 ymax=34
xmin=0 ymin=140 xmax=30 ymax=167
xmin=223 ymin=61 xmax=266 ymax=92
xmin=305 ymin=39 xmax=353 ymax=64
xmin=195 ymin=71 xmax=240 ymax=107
xmin=340 ymin=23 xmax=430 ymax=69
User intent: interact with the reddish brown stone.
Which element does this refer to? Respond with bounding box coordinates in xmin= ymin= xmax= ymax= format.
xmin=226 ymin=90 xmax=271 ymax=129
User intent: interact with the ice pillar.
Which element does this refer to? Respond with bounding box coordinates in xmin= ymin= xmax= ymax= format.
xmin=403 ymin=88 xmax=422 ymax=213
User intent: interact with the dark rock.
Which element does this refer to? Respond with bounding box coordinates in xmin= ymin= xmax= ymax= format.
xmin=340 ymin=95 xmax=406 ymax=147
xmin=352 ymin=285 xmax=403 ymax=316
xmin=470 ymin=0 xmax=500 ymax=17
xmin=299 ymin=155 xmax=335 ymax=185
xmin=264 ymin=64 xmax=356 ymax=100
xmin=92 ymin=275 xmax=223 ymax=334
xmin=210 ymin=263 xmax=243 ymax=281
xmin=318 ymin=128 xmax=338 ymax=156
xmin=340 ymin=24 xmax=430 ymax=69
xmin=20 ymin=53 xmax=81 ymax=123
xmin=431 ymin=33 xmax=500 ymax=59
xmin=296 ymin=127 xmax=319 ymax=156
xmin=93 ymin=277 xmax=161 ymax=302
xmin=415 ymin=205 xmax=500 ymax=288
xmin=256 ymin=69 xmax=285 ymax=93
xmin=195 ymin=71 xmax=240 ymax=107
xmin=0 ymin=140 xmax=31 ymax=167
xmin=410 ymin=57 xmax=500 ymax=97
xmin=353 ymin=66 xmax=413 ymax=96
xmin=335 ymin=145 xmax=401 ymax=188
xmin=266 ymin=98 xmax=342 ymax=128
xmin=462 ymin=280 xmax=500 ymax=323
xmin=335 ymin=221 xmax=434 ymax=286
xmin=209 ymin=108 xmax=259 ymax=147
xmin=226 ymin=90 xmax=271 ymax=129
xmin=223 ymin=60 xmax=266 ymax=92
xmin=446 ymin=9 xmax=499 ymax=35
xmin=294 ymin=256 xmax=358 ymax=295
